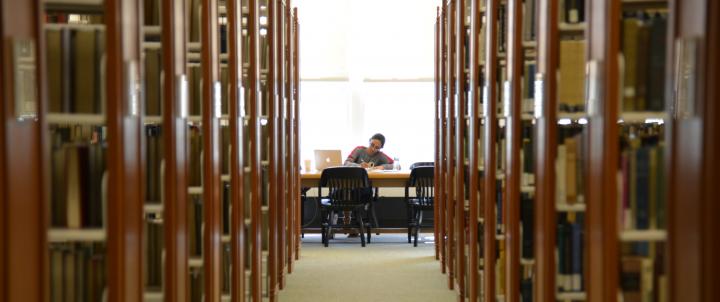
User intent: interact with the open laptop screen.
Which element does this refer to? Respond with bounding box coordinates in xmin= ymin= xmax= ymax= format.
xmin=313 ymin=149 xmax=342 ymax=171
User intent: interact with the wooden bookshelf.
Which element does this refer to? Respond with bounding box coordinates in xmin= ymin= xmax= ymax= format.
xmin=483 ymin=1 xmax=500 ymax=301
xmin=440 ymin=0 xmax=718 ymax=300
xmin=247 ymin=0 xmax=263 ymax=300
xmin=444 ymin=0 xmax=456 ymax=292
xmin=0 ymin=0 xmax=49 ymax=290
xmin=454 ymin=0 xmax=467 ymax=298
xmin=669 ymin=1 xmax=720 ymax=301
xmin=1 ymin=0 xmax=298 ymax=301
xmin=504 ymin=0 xmax=523 ymax=301
xmin=434 ymin=7 xmax=441 ymax=265
xmin=437 ymin=3 xmax=447 ymax=281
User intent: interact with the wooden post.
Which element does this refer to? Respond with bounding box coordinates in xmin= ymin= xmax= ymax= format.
xmin=0 ymin=0 xmax=46 ymax=300
xmin=454 ymin=0 xmax=466 ymax=297
xmin=247 ymin=0 xmax=263 ymax=300
xmin=483 ymin=0 xmax=500 ymax=301
xmin=533 ymin=0 xmax=558 ymax=300
xmin=228 ymin=0 xmax=246 ymax=300
xmin=106 ymin=0 xmax=144 ymax=300
xmin=585 ymin=0 xmax=620 ymax=301
xmin=445 ymin=0 xmax=456 ymax=290
xmin=267 ymin=0 xmax=279 ymax=299
xmin=468 ymin=0 xmax=481 ymax=300
xmin=505 ymin=0 xmax=523 ymax=301
xmin=162 ymin=0 xmax=189 ymax=300
xmin=669 ymin=0 xmax=720 ymax=301
xmin=438 ymin=3 xmax=447 ymax=276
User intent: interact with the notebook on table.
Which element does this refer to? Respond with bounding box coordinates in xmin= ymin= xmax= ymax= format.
xmin=314 ymin=149 xmax=342 ymax=171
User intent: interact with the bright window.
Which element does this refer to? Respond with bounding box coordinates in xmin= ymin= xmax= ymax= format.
xmin=296 ymin=0 xmax=439 ymax=169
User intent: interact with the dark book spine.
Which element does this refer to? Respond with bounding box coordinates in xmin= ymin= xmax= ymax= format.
xmin=646 ymin=14 xmax=667 ymax=111
xmin=521 ymin=193 xmax=534 ymax=258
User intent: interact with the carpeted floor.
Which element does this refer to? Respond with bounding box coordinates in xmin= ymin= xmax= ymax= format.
xmin=277 ymin=233 xmax=457 ymax=302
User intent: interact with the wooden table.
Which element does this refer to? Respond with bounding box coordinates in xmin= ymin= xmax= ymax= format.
xmin=300 ymin=170 xmax=411 ymax=188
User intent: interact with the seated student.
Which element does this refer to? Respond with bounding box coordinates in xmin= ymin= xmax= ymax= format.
xmin=339 ymin=133 xmax=393 ymax=238
xmin=344 ymin=133 xmax=395 ymax=170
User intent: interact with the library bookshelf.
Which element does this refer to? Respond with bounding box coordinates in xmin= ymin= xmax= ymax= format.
xmin=1 ymin=0 xmax=299 ymax=301
xmin=435 ymin=0 xmax=719 ymax=301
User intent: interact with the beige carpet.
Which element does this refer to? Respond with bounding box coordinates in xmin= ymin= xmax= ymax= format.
xmin=277 ymin=233 xmax=457 ymax=302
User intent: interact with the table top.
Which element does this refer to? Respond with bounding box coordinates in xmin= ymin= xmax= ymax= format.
xmin=300 ymin=169 xmax=411 ymax=180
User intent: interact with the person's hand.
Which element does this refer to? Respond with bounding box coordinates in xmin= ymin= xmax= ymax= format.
xmin=360 ymin=162 xmax=370 ymax=168
xmin=372 ymin=165 xmax=384 ymax=170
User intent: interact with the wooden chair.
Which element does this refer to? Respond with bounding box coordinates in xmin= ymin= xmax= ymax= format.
xmin=405 ymin=165 xmax=434 ymax=246
xmin=318 ymin=167 xmax=374 ymax=247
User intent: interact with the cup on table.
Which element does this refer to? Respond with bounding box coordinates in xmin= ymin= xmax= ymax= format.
xmin=304 ymin=159 xmax=311 ymax=172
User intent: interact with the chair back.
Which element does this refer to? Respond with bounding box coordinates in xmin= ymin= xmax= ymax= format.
xmin=407 ymin=166 xmax=434 ymax=206
xmin=409 ymin=161 xmax=434 ymax=170
xmin=319 ymin=167 xmax=373 ymax=207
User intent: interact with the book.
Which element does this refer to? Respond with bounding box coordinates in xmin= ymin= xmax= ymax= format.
xmin=146 ymin=125 xmax=163 ymax=203
xmin=556 ymin=145 xmax=567 ymax=205
xmin=51 ymin=134 xmax=69 ymax=227
xmin=570 ymin=213 xmax=584 ymax=291
xmin=621 ymin=256 xmax=654 ymax=302
xmin=189 ymin=125 xmax=202 ymax=186
xmin=65 ymin=145 xmax=82 ymax=228
xmin=223 ymin=182 xmax=231 ymax=235
xmin=46 ymin=28 xmax=65 ymax=113
xmin=520 ymin=193 xmax=533 ymax=259
xmin=144 ymin=0 xmax=160 ymax=25
xmin=189 ymin=66 xmax=202 ymax=116
xmin=622 ymin=17 xmax=640 ymax=111
xmin=145 ymin=48 xmax=162 ymax=116
xmin=646 ymin=14 xmax=667 ymax=111
xmin=558 ymin=40 xmax=586 ymax=108
xmin=565 ymin=137 xmax=578 ymax=204
xmin=73 ymin=29 xmax=98 ymax=114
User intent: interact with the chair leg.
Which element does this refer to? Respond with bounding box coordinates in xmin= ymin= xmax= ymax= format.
xmin=370 ymin=203 xmax=380 ymax=235
xmin=366 ymin=212 xmax=372 ymax=244
xmin=301 ymin=196 xmax=305 ymax=238
xmin=357 ymin=211 xmax=366 ymax=247
xmin=407 ymin=205 xmax=413 ymax=243
xmin=414 ymin=210 xmax=424 ymax=247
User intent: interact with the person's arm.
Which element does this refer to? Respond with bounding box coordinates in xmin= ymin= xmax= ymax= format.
xmin=344 ymin=146 xmax=363 ymax=167
xmin=373 ymin=152 xmax=394 ymax=170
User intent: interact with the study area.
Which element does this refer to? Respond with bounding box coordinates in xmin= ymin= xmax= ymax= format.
xmin=1 ymin=0 xmax=719 ymax=302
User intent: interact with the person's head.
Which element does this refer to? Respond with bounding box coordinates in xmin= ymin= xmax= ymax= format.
xmin=366 ymin=133 xmax=385 ymax=155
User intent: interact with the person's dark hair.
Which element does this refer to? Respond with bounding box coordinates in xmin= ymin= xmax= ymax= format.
xmin=370 ymin=133 xmax=386 ymax=148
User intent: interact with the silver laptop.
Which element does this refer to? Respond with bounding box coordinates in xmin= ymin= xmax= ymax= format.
xmin=314 ymin=149 xmax=343 ymax=171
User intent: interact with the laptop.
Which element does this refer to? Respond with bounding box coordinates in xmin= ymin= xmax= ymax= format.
xmin=314 ymin=149 xmax=343 ymax=171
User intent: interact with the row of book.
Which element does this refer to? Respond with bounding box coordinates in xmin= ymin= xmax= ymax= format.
xmin=187 ymin=183 xmax=235 ymax=257
xmin=145 ymin=48 xmax=163 ymax=116
xmin=46 ymin=14 xmax=104 ymax=25
xmin=50 ymin=243 xmax=107 ymax=302
xmin=522 ymin=0 xmax=537 ymax=42
xmin=621 ymin=13 xmax=667 ymax=112
xmin=144 ymin=219 xmax=163 ymax=289
xmin=144 ymin=0 xmax=160 ymax=26
xmin=618 ymin=129 xmax=666 ymax=231
xmin=51 ymin=127 xmax=107 ymax=228
xmin=620 ymin=244 xmax=667 ymax=302
xmin=556 ymin=212 xmax=585 ymax=293
xmin=556 ymin=126 xmax=587 ymax=206
xmin=558 ymin=39 xmax=586 ymax=110
xmin=146 ymin=125 xmax=164 ymax=203
xmin=520 ymin=193 xmax=534 ymax=259
xmin=188 ymin=194 xmax=204 ymax=257
xmin=186 ymin=65 xmax=233 ymax=117
xmin=522 ymin=63 xmax=536 ymax=102
xmin=46 ymin=27 xmax=106 ymax=114
xmin=561 ymin=0 xmax=586 ymax=24
xmin=520 ymin=123 xmax=535 ymax=188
